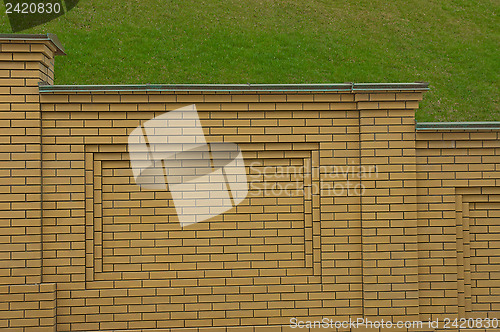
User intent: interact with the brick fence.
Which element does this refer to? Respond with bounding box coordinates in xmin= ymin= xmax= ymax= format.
xmin=0 ymin=34 xmax=499 ymax=331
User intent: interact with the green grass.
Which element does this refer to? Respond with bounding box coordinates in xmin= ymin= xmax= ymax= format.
xmin=1 ymin=0 xmax=499 ymax=121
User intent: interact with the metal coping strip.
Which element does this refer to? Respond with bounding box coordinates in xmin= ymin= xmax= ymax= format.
xmin=416 ymin=122 xmax=500 ymax=131
xmin=38 ymin=82 xmax=429 ymax=93
xmin=0 ymin=33 xmax=66 ymax=55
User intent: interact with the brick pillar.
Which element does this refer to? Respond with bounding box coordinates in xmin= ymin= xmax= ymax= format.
xmin=0 ymin=34 xmax=64 ymax=287
xmin=357 ymin=91 xmax=425 ymax=320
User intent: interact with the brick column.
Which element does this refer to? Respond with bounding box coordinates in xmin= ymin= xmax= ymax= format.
xmin=357 ymin=91 xmax=424 ymax=320
xmin=0 ymin=34 xmax=64 ymax=285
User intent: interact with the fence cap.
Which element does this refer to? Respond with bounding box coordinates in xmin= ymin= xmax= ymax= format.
xmin=417 ymin=122 xmax=500 ymax=131
xmin=38 ymin=82 xmax=429 ymax=93
xmin=0 ymin=33 xmax=65 ymax=55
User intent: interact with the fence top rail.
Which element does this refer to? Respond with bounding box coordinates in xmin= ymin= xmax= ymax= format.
xmin=38 ymin=82 xmax=429 ymax=93
xmin=417 ymin=122 xmax=500 ymax=131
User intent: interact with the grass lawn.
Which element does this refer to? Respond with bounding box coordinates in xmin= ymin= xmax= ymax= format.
xmin=1 ymin=0 xmax=498 ymax=122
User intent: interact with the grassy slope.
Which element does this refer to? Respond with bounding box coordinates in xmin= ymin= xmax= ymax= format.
xmin=1 ymin=0 xmax=498 ymax=121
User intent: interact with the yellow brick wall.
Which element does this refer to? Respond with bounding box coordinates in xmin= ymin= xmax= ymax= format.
xmin=416 ymin=131 xmax=500 ymax=322
xmin=0 ymin=283 xmax=56 ymax=331
xmin=0 ymin=35 xmax=59 ymax=332
xmin=1 ymin=35 xmax=499 ymax=331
